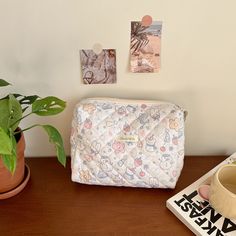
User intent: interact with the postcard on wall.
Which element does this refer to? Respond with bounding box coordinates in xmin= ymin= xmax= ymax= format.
xmin=130 ymin=21 xmax=162 ymax=73
xmin=80 ymin=49 xmax=116 ymax=84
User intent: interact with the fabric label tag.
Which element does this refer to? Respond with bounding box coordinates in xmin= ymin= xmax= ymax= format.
xmin=117 ymin=135 xmax=138 ymax=142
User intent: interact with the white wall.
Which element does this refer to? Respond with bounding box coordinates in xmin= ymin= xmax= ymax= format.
xmin=1 ymin=0 xmax=236 ymax=156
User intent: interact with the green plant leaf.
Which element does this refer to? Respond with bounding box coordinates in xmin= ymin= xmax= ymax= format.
xmin=0 ymin=79 xmax=11 ymax=87
xmin=0 ymin=99 xmax=10 ymax=131
xmin=0 ymin=93 xmax=21 ymax=101
xmin=0 ymin=127 xmax=12 ymax=155
xmin=12 ymin=93 xmax=23 ymax=98
xmin=32 ymin=96 xmax=66 ymax=116
xmin=19 ymin=95 xmax=39 ymax=105
xmin=9 ymin=94 xmax=23 ymax=131
xmin=19 ymin=95 xmax=40 ymax=113
xmin=4 ymin=94 xmax=39 ymax=103
xmin=1 ymin=154 xmax=16 ymax=174
xmin=42 ymin=125 xmax=66 ymax=166
xmin=1 ymin=135 xmax=17 ymax=173
xmin=0 ymin=96 xmax=23 ymax=131
xmin=22 ymin=107 xmax=29 ymax=113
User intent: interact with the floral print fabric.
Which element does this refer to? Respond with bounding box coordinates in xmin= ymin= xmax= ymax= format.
xmin=71 ymin=98 xmax=185 ymax=189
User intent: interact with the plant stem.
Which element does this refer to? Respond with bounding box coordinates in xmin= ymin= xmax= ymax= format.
xmin=10 ymin=112 xmax=33 ymax=128
xmin=13 ymin=124 xmax=40 ymax=135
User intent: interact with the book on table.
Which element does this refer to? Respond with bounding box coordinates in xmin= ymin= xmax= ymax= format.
xmin=166 ymin=154 xmax=236 ymax=236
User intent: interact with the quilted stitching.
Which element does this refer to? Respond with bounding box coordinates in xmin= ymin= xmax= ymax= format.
xmin=71 ymin=98 xmax=185 ymax=189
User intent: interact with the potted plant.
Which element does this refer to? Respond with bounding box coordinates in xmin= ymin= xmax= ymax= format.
xmin=0 ymin=78 xmax=66 ymax=197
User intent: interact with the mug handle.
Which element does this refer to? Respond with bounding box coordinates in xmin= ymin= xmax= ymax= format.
xmin=198 ymin=184 xmax=210 ymax=200
xmin=197 ymin=175 xmax=213 ymax=201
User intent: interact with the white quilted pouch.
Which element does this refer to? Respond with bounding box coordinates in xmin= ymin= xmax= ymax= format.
xmin=70 ymin=98 xmax=186 ymax=189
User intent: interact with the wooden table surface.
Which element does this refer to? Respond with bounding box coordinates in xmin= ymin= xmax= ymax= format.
xmin=0 ymin=156 xmax=226 ymax=236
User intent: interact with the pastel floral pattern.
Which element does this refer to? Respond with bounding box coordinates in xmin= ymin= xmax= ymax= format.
xmin=112 ymin=141 xmax=125 ymax=154
xmin=169 ymin=118 xmax=179 ymax=131
xmin=83 ymin=118 xmax=92 ymax=129
xmin=71 ymin=98 xmax=185 ymax=189
xmin=83 ymin=104 xmax=96 ymax=114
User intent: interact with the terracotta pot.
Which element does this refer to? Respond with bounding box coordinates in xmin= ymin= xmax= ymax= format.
xmin=0 ymin=131 xmax=25 ymax=193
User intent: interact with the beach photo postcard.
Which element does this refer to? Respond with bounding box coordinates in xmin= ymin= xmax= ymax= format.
xmin=80 ymin=49 xmax=116 ymax=84
xmin=130 ymin=21 xmax=162 ymax=73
